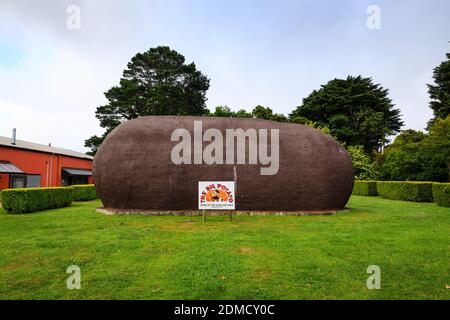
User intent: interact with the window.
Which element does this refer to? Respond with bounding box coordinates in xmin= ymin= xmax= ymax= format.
xmin=26 ymin=175 xmax=41 ymax=188
xmin=10 ymin=174 xmax=41 ymax=188
xmin=10 ymin=174 xmax=26 ymax=188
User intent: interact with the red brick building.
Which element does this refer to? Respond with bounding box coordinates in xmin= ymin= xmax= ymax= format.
xmin=0 ymin=133 xmax=93 ymax=190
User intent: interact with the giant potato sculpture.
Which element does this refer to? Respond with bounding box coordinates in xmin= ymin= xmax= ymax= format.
xmin=93 ymin=116 xmax=354 ymax=211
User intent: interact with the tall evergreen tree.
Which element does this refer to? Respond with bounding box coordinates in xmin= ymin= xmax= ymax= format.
xmin=289 ymin=75 xmax=403 ymax=153
xmin=85 ymin=46 xmax=210 ymax=155
xmin=427 ymin=50 xmax=450 ymax=128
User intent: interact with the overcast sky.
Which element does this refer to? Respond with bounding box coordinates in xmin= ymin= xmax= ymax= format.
xmin=0 ymin=0 xmax=449 ymax=153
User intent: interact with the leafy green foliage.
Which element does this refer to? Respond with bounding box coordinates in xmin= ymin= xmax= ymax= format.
xmin=209 ymin=105 xmax=288 ymax=122
xmin=379 ymin=117 xmax=450 ymax=182
xmin=289 ymin=116 xmax=332 ymax=136
xmin=208 ymin=105 xmax=252 ymax=118
xmin=208 ymin=105 xmax=287 ymax=122
xmin=85 ymin=46 xmax=210 ymax=154
xmin=251 ymin=105 xmax=287 ymax=122
xmin=352 ymin=181 xmax=378 ymax=196
xmin=289 ymin=75 xmax=403 ymax=152
xmin=72 ymin=184 xmax=98 ymax=201
xmin=209 ymin=106 xmax=236 ymax=117
xmin=427 ymin=51 xmax=450 ymax=128
xmin=378 ymin=129 xmax=428 ymax=181
xmin=432 ymin=183 xmax=450 ymax=207
xmin=85 ymin=134 xmax=110 ymax=156
xmin=346 ymin=145 xmax=377 ymax=180
xmin=234 ymin=109 xmax=253 ymax=118
xmin=377 ymin=181 xmax=433 ymax=202
xmin=1 ymin=187 xmax=73 ymax=214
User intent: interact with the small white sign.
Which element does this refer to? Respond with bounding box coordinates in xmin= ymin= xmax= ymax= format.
xmin=198 ymin=181 xmax=235 ymax=210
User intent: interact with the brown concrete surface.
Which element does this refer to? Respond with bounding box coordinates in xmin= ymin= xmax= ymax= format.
xmin=93 ymin=116 xmax=354 ymax=211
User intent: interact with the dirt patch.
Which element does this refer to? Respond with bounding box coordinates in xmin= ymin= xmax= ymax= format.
xmin=180 ymin=221 xmax=196 ymax=225
xmin=239 ymin=247 xmax=256 ymax=254
xmin=160 ymin=220 xmax=196 ymax=229
xmin=1 ymin=261 xmax=29 ymax=271
xmin=255 ymin=270 xmax=272 ymax=279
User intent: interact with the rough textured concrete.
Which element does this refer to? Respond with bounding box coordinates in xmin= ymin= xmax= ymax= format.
xmin=93 ymin=116 xmax=354 ymax=211
xmin=96 ymin=207 xmax=351 ymax=216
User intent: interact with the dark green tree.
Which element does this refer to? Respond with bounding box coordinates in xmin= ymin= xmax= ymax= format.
xmin=427 ymin=50 xmax=450 ymax=128
xmin=378 ymin=130 xmax=428 ymax=181
xmin=209 ymin=105 xmax=235 ymax=117
xmin=427 ymin=115 xmax=450 ymax=180
xmin=289 ymin=75 xmax=403 ymax=153
xmin=251 ymin=105 xmax=287 ymax=122
xmin=208 ymin=106 xmax=252 ymax=118
xmin=85 ymin=46 xmax=210 ymax=155
xmin=378 ymin=118 xmax=450 ymax=182
xmin=252 ymin=105 xmax=273 ymax=120
xmin=209 ymin=105 xmax=287 ymax=122
xmin=235 ymin=109 xmax=252 ymax=118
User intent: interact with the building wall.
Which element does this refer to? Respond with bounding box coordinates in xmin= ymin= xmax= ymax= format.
xmin=0 ymin=146 xmax=93 ymax=190
xmin=0 ymin=173 xmax=8 ymax=190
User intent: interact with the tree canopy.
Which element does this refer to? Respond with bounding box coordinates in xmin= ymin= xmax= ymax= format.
xmin=85 ymin=46 xmax=210 ymax=155
xmin=289 ymin=75 xmax=403 ymax=153
xmin=427 ymin=51 xmax=450 ymax=128
xmin=208 ymin=105 xmax=287 ymax=122
xmin=208 ymin=106 xmax=251 ymax=118
xmin=378 ymin=117 xmax=450 ymax=182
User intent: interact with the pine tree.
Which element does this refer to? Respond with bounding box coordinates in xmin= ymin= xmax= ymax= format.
xmin=85 ymin=46 xmax=210 ymax=155
xmin=427 ymin=50 xmax=450 ymax=128
xmin=289 ymin=75 xmax=403 ymax=153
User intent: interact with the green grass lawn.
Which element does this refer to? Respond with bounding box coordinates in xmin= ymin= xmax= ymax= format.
xmin=0 ymin=196 xmax=448 ymax=300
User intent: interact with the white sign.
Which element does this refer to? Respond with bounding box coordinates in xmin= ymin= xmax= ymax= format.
xmin=198 ymin=181 xmax=235 ymax=210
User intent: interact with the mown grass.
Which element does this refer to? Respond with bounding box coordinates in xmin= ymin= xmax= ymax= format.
xmin=0 ymin=196 xmax=448 ymax=299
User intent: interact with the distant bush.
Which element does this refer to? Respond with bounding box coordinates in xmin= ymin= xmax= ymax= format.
xmin=377 ymin=181 xmax=433 ymax=202
xmin=378 ymin=117 xmax=450 ymax=182
xmin=72 ymin=184 xmax=97 ymax=201
xmin=1 ymin=187 xmax=73 ymax=214
xmin=352 ymin=181 xmax=378 ymax=196
xmin=347 ymin=146 xmax=378 ymax=180
xmin=432 ymin=183 xmax=450 ymax=207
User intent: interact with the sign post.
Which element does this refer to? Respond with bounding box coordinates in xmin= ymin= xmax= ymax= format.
xmin=231 ymin=166 xmax=237 ymax=222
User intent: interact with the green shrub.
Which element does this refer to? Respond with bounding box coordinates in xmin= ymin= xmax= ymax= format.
xmin=432 ymin=183 xmax=450 ymax=207
xmin=347 ymin=146 xmax=378 ymax=180
xmin=352 ymin=181 xmax=378 ymax=196
xmin=377 ymin=181 xmax=433 ymax=202
xmin=1 ymin=187 xmax=73 ymax=214
xmin=72 ymin=184 xmax=97 ymax=201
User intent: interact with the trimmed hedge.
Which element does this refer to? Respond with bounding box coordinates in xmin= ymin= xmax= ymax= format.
xmin=352 ymin=181 xmax=378 ymax=196
xmin=432 ymin=183 xmax=450 ymax=207
xmin=1 ymin=187 xmax=73 ymax=214
xmin=377 ymin=181 xmax=433 ymax=202
xmin=72 ymin=184 xmax=97 ymax=201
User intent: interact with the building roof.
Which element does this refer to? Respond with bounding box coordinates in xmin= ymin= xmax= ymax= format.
xmin=0 ymin=136 xmax=93 ymax=160
xmin=0 ymin=160 xmax=24 ymax=173
xmin=62 ymin=168 xmax=92 ymax=176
